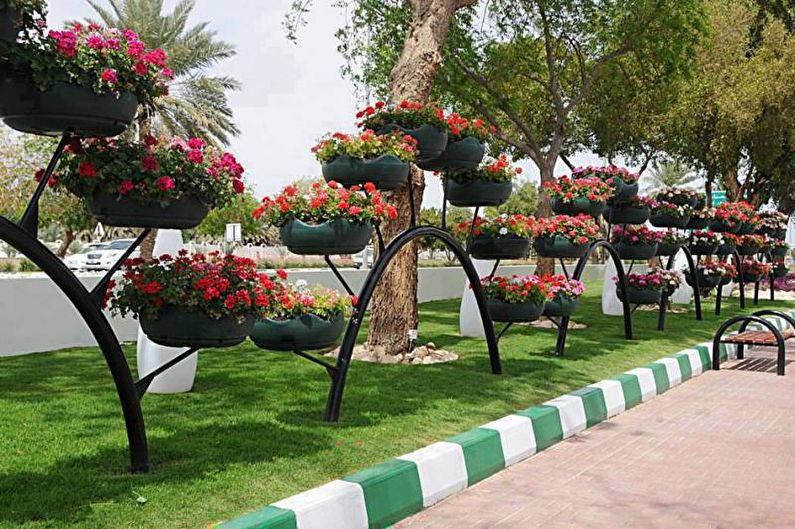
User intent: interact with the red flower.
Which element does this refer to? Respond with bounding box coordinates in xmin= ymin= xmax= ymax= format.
xmin=224 ymin=295 xmax=237 ymax=310
xmin=156 ymin=176 xmax=175 ymax=191
xmin=143 ymin=134 xmax=158 ymax=147
xmin=188 ymin=138 xmax=205 ymax=150
xmin=118 ymin=180 xmax=135 ymax=195
xmin=139 ymin=281 xmax=163 ymax=295
xmin=78 ymin=162 xmax=98 ymax=178
xmin=232 ymin=179 xmax=245 ymax=194
xmin=100 ymin=69 xmax=118 ymax=85
xmin=141 ymin=155 xmax=159 ymax=173
xmin=276 ymin=269 xmax=288 ymax=280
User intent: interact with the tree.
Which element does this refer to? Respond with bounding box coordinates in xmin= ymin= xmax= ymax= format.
xmin=641 ymin=160 xmax=701 ymax=194
xmin=0 ymin=129 xmax=38 ymax=220
xmin=194 ymin=190 xmax=269 ymax=244
xmin=420 ymin=206 xmax=470 ymax=263
xmin=487 ymin=179 xmax=538 ymax=217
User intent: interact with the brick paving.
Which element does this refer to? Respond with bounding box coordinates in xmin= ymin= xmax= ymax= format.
xmin=400 ymin=357 xmax=795 ymax=529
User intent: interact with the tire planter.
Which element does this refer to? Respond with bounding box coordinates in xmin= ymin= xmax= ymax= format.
xmin=0 ymin=77 xmax=138 ymax=137
xmin=420 ymin=137 xmax=485 ymax=173
xmin=543 ymin=295 xmax=579 ymax=318
xmin=688 ymin=243 xmax=718 ymax=256
xmin=551 ymin=197 xmax=606 ymax=218
xmin=603 ymin=203 xmax=650 ymax=225
xmin=708 ymin=220 xmax=740 ymax=233
xmin=741 ymin=272 xmax=763 ymax=283
xmin=469 ymin=235 xmax=531 ymax=260
xmin=140 ymin=306 xmax=255 ymax=348
xmin=280 ymin=218 xmax=373 ymax=255
xmin=533 ymin=235 xmax=590 ymax=259
xmin=487 ymin=298 xmax=545 ymax=323
xmin=656 ymin=242 xmax=680 ymax=257
xmin=736 ymin=222 xmax=755 ymax=235
xmin=0 ymin=6 xmax=21 ymax=44
xmin=445 ymin=178 xmax=512 ymax=207
xmin=88 ymin=192 xmax=209 ymax=229
xmin=685 ymin=216 xmax=710 ymax=230
xmin=719 ymin=275 xmax=734 ymax=286
xmin=249 ymin=313 xmax=345 ymax=351
xmin=616 ymin=286 xmax=662 ymax=305
xmin=650 ymin=213 xmax=690 ymax=229
xmin=379 ymin=123 xmax=448 ymax=165
xmin=772 ymin=246 xmax=789 ymax=258
xmin=322 ymin=154 xmax=410 ymax=191
xmin=685 ymin=271 xmax=720 ymax=289
xmin=773 ymin=265 xmax=789 ymax=279
xmin=694 ymin=196 xmax=707 ymax=210
xmin=610 ymin=180 xmax=639 ymax=203
xmin=615 ymin=242 xmax=658 ymax=260
xmin=715 ymin=243 xmax=736 ymax=256
xmin=736 ymin=244 xmax=762 ymax=256
xmin=656 ymin=194 xmax=694 ymax=208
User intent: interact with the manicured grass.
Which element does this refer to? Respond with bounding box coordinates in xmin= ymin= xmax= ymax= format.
xmin=0 ymin=283 xmax=791 ymax=528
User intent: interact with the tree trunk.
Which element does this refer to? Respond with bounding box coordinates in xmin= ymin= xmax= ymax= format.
xmin=56 ymin=229 xmax=75 ymax=259
xmin=535 ymin=159 xmax=556 ymax=276
xmin=139 ymin=229 xmax=156 ymax=261
xmin=136 ymin=105 xmax=158 ymax=260
xmin=723 ymin=164 xmax=741 ymax=201
xmin=366 ymin=0 xmax=469 ymax=354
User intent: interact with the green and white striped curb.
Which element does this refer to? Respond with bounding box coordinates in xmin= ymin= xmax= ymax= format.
xmin=217 ymin=310 xmax=794 ymax=529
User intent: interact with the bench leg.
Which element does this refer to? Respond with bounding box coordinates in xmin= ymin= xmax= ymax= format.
xmin=778 ymin=343 xmax=786 ymax=376
xmin=737 ymin=343 xmax=744 ymax=360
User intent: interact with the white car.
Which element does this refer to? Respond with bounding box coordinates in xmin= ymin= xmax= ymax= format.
xmin=64 ymin=243 xmax=108 ymax=271
xmin=85 ymin=239 xmax=140 ymax=271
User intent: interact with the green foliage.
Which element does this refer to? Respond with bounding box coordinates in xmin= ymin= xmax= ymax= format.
xmin=17 ymin=259 xmax=38 ymax=272
xmin=195 ymin=189 xmax=264 ymax=243
xmin=0 ymin=260 xmax=16 ymax=273
xmin=487 ymin=179 xmax=539 ymax=217
xmin=419 ymin=206 xmax=470 ymax=262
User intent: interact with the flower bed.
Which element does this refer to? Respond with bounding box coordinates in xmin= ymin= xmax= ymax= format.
xmin=532 ymin=214 xmax=601 ymax=258
xmin=572 ymin=165 xmax=639 ymax=203
xmin=444 ymin=154 xmax=520 ymax=207
xmin=614 ymin=269 xmax=666 ymax=304
xmin=741 ymin=260 xmax=773 ymax=283
xmin=542 ymin=275 xmax=585 ymax=317
xmin=456 ymin=214 xmax=534 ymax=260
xmin=610 ymin=225 xmax=662 ymax=260
xmin=544 ymin=176 xmax=612 ymax=218
xmin=57 ymin=135 xmax=244 ymax=228
xmin=650 ymin=201 xmax=691 ymax=228
xmin=481 ymin=274 xmax=548 ymax=322
xmin=688 ymin=229 xmax=719 ymax=256
xmin=357 ymin=100 xmax=448 ymax=164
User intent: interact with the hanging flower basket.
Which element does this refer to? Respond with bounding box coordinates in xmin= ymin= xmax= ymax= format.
xmin=655 ymin=187 xmax=697 ymax=208
xmin=614 ymin=269 xmax=668 ymax=304
xmin=487 ymin=298 xmax=545 ymax=323
xmin=685 ymin=213 xmax=711 ymax=230
xmin=715 ymin=234 xmax=738 ymax=256
xmin=708 ymin=220 xmax=740 ymax=233
xmin=684 ymin=270 xmax=720 ymax=290
xmin=280 ymin=218 xmax=373 ymax=255
xmin=533 ymin=235 xmax=589 ymax=258
xmin=381 ymin=124 xmax=447 ymax=165
xmin=315 ymin=130 xmax=416 ymax=191
xmin=611 ymin=225 xmax=662 ymax=260
xmin=545 ymin=176 xmax=611 ymax=218
xmin=469 ymin=235 xmax=531 ymax=260
xmin=551 ymin=197 xmax=606 ymax=218
xmin=444 ymin=154 xmax=520 ymax=207
xmin=602 ymin=198 xmax=652 ymax=225
xmin=0 ymin=6 xmax=22 ymax=43
xmin=482 ymin=275 xmax=548 ymax=323
xmin=422 ymin=137 xmax=485 ymax=173
xmin=736 ymin=235 xmax=765 ymax=256
xmin=615 ymin=242 xmax=658 ymax=260
xmin=572 ymin=166 xmax=639 ymax=204
xmin=688 ymin=243 xmax=718 ymax=256
xmin=616 ymin=285 xmax=662 ymax=305
xmin=771 ymin=244 xmax=789 ymax=258
xmin=542 ymin=276 xmax=584 ymax=317
xmin=532 ymin=215 xmax=600 ymax=258
xmin=649 ymin=201 xmax=691 ymax=228
xmin=250 ymin=313 xmax=346 ymax=351
xmin=740 ymin=260 xmax=772 ymax=283
xmin=88 ymin=192 xmax=209 ymax=229
xmin=756 ymin=212 xmax=788 ymax=238
xmin=543 ymin=295 xmax=579 ymax=318
xmin=655 ymin=242 xmax=680 ymax=257
xmin=141 ymin=307 xmax=255 ymax=348
xmin=456 ymin=214 xmax=534 ymax=260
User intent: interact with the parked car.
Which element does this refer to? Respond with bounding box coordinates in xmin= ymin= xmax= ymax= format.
xmin=85 ymin=239 xmax=140 ymax=271
xmin=64 ymin=242 xmax=109 ymax=271
xmin=353 ymin=244 xmax=374 ymax=269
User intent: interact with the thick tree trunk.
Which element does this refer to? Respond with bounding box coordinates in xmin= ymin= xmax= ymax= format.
xmin=723 ymin=164 xmax=741 ymax=201
xmin=535 ymin=159 xmax=556 ymax=276
xmin=366 ymin=0 xmax=469 ymax=353
xmin=56 ymin=229 xmax=74 ymax=259
xmin=136 ymin=106 xmax=158 ymax=260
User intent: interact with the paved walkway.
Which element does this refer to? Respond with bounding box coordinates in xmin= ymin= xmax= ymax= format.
xmin=401 ymin=357 xmax=795 ymax=529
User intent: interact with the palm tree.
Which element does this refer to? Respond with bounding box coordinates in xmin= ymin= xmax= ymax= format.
xmin=642 ymin=159 xmax=702 ymax=194
xmin=86 ymin=0 xmax=241 ymax=147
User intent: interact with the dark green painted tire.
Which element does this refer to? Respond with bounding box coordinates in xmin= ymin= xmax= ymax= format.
xmin=688 ymin=243 xmax=718 ymax=256
xmin=379 ymin=123 xmax=448 ymax=164
xmin=421 ymin=137 xmax=485 ymax=172
xmin=616 ymin=286 xmax=662 ymax=305
xmin=445 ymin=178 xmax=512 ymax=207
xmin=551 ymin=197 xmax=606 ymax=218
xmin=487 ymin=298 xmax=545 ymax=323
xmin=322 ymin=154 xmax=410 ymax=191
xmin=140 ymin=306 xmax=255 ymax=348
xmin=249 ymin=313 xmax=345 ymax=351
xmin=280 ymin=218 xmax=373 ymax=255
xmin=469 ymin=235 xmax=531 ymax=260
xmin=650 ymin=213 xmax=690 ymax=229
xmin=603 ymin=204 xmax=650 ymax=225
xmin=656 ymin=242 xmax=680 ymax=257
xmin=533 ymin=236 xmax=590 ymax=258
xmin=615 ymin=242 xmax=658 ymax=260
xmin=88 ymin=192 xmax=209 ymax=229
xmin=543 ymin=296 xmax=579 ymax=317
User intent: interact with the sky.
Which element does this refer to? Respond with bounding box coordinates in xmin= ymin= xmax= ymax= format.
xmin=47 ymin=0 xmax=609 ymax=208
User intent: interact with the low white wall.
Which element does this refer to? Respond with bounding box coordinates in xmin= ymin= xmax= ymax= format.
xmin=0 ymin=264 xmax=605 ymax=357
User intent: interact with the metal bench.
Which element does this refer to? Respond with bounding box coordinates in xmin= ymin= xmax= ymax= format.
xmin=712 ymin=310 xmax=795 ymax=376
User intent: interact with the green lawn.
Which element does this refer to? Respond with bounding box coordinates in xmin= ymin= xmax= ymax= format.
xmin=0 ymin=283 xmax=791 ymax=528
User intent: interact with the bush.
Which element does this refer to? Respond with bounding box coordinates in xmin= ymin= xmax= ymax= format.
xmin=18 ymin=260 xmax=40 ymax=272
xmin=0 ymin=261 xmax=16 ymax=273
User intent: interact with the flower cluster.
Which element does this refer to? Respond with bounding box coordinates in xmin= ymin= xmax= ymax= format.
xmin=738 ymin=234 xmax=765 ymax=249
xmin=714 ymin=202 xmax=749 ymax=224
xmin=2 ymin=0 xmax=47 ymax=38
xmin=455 ymin=214 xmax=534 ymax=239
xmin=614 ymin=269 xmax=667 ymax=291
xmin=312 ymin=130 xmax=418 ymax=164
xmin=542 ymin=275 xmax=585 ymax=299
xmin=720 ymin=233 xmax=741 ymax=246
xmin=481 ymin=275 xmax=548 ymax=304
xmin=572 ymin=165 xmax=639 ymax=184
xmin=660 ymin=230 xmax=689 ymax=245
xmin=261 ymin=280 xmax=353 ymax=321
xmin=57 ymin=135 xmax=245 ymax=207
xmin=543 ymin=176 xmax=612 ymax=203
xmin=690 ymin=207 xmax=713 ymax=220
xmin=445 ymin=154 xmax=522 ymax=184
xmin=533 ymin=215 xmax=601 ymax=244
xmin=689 ymin=230 xmax=719 ymax=245
xmin=655 ymin=187 xmax=697 ymax=203
xmin=629 ymin=195 xmax=658 ymax=208
xmin=356 ymin=100 xmax=447 ymax=131
xmin=108 ymin=251 xmax=275 ymax=322
xmin=610 ymin=225 xmax=663 ymax=246
xmin=741 ymin=260 xmax=773 ymax=276
xmin=444 ymin=112 xmax=493 ymax=142
xmin=659 ymin=269 xmax=684 ymax=292
xmin=758 ymin=211 xmax=789 ymax=231
xmin=252 ymin=180 xmax=397 ymax=227
xmin=2 ymin=22 xmax=170 ymax=105
xmin=651 ymin=201 xmax=692 ymax=218
xmin=689 ymin=261 xmax=734 ymax=279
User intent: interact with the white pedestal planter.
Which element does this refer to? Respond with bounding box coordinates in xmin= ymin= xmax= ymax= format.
xmin=136 ymin=229 xmax=198 ymax=394
xmin=459 ymin=259 xmax=495 ymax=338
xmin=602 ymin=258 xmax=624 ymax=316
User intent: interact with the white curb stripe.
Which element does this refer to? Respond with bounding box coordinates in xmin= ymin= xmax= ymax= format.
xmin=679 ymin=349 xmax=704 ymax=376
xmin=544 ymin=395 xmax=586 ymax=438
xmin=625 ymin=368 xmax=657 ymax=402
xmin=273 ymin=480 xmax=367 ymax=529
xmin=655 ymin=358 xmax=683 ymax=387
xmin=481 ymin=415 xmax=536 ymax=467
xmin=588 ymin=380 xmax=625 ymax=418
xmin=397 ymin=441 xmax=468 ymax=508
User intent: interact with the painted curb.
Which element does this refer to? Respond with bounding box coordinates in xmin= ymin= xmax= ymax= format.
xmin=216 ymin=310 xmax=795 ymax=529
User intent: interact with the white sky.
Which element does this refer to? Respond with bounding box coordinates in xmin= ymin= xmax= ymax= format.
xmin=48 ymin=0 xmax=612 ymax=208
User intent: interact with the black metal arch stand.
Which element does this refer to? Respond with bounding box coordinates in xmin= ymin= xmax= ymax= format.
xmin=0 ymin=135 xmax=151 ymax=472
xmin=711 ymin=310 xmax=795 ymax=375
xmin=324 ymin=226 xmax=501 ymax=422
xmin=715 ymin=250 xmax=747 ymax=316
xmin=657 ymin=246 xmax=703 ymax=331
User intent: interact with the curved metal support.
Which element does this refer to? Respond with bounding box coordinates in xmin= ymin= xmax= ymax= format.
xmin=733 ymin=250 xmax=746 ymax=309
xmin=712 ymin=315 xmax=786 ymax=375
xmin=324 ymin=225 xmax=501 ymax=422
xmin=0 ymin=216 xmax=149 ymax=472
xmin=554 ymin=239 xmax=633 ymax=357
xmin=679 ymin=246 xmax=703 ymax=321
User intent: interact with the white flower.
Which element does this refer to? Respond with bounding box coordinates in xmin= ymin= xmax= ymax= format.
xmin=499 ymin=227 xmax=508 ymax=235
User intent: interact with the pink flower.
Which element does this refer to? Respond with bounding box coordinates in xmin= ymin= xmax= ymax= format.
xmin=161 ymin=68 xmax=174 ymax=79
xmin=187 ymin=150 xmax=204 ymax=164
xmin=232 ymin=179 xmax=244 ymax=194
xmin=188 ymin=138 xmax=205 ymax=150
xmin=141 ymin=155 xmax=159 ymax=173
xmin=105 ymin=37 xmax=121 ymax=50
xmin=100 ymin=69 xmax=118 ymax=85
xmin=118 ymin=180 xmax=135 ymax=195
xmin=156 ymin=176 xmax=175 ymax=191
xmin=143 ymin=48 xmax=167 ymax=67
xmin=134 ymin=61 xmax=149 ymax=75
xmin=127 ymin=40 xmax=145 ymax=58
xmin=122 ymin=29 xmax=139 ymax=41
xmin=86 ymin=33 xmax=105 ymax=49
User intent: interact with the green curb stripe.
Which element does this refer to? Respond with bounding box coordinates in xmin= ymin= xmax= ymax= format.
xmin=447 ymin=428 xmax=505 ymax=486
xmin=612 ymin=374 xmax=643 ymax=409
xmin=217 ymin=506 xmax=297 ymax=529
xmin=569 ymin=387 xmax=607 ymax=427
xmin=693 ymin=346 xmax=712 ymax=370
xmin=343 ymin=459 xmax=423 ymax=528
xmin=516 ymin=405 xmax=564 ymax=451
xmin=645 ymin=362 xmax=670 ymax=394
xmin=673 ymin=354 xmax=693 ymax=381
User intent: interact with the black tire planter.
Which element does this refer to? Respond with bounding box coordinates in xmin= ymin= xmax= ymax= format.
xmin=719 ymin=275 xmax=734 ymax=286
xmin=611 ymin=180 xmax=639 ymax=203
xmin=736 ymin=244 xmax=762 ymax=256
xmin=741 ymin=272 xmax=763 ymax=283
xmin=322 ymin=154 xmax=410 ymax=192
xmin=616 ymin=286 xmax=662 ymax=305
xmin=280 ymin=218 xmax=373 ymax=255
xmin=0 ymin=77 xmax=138 ymax=137
xmin=694 ymin=196 xmax=707 ymax=210
xmin=379 ymin=123 xmax=448 ymax=164
xmin=736 ymin=222 xmax=755 ymax=235
xmin=656 ymin=242 xmax=681 ymax=257
xmin=140 ymin=306 xmax=255 ymax=348
xmin=88 ymin=192 xmax=209 ymax=229
xmin=420 ymin=137 xmax=485 ymax=173
xmin=469 ymin=235 xmax=531 ymax=260
xmin=715 ymin=244 xmax=736 ymax=256
xmin=0 ymin=6 xmax=22 ymax=43
xmin=445 ymin=178 xmax=512 ymax=207
xmin=533 ymin=236 xmax=590 ymax=259
xmin=773 ymin=265 xmax=789 ymax=279
xmin=656 ymin=194 xmax=694 ymax=208
xmin=543 ymin=296 xmax=579 ymax=318
xmin=551 ymin=197 xmax=606 ymax=218
xmin=688 ymin=243 xmax=718 ymax=256
xmin=603 ymin=203 xmax=650 ymax=225
xmin=249 ymin=313 xmax=345 ymax=351
xmin=487 ymin=298 xmax=545 ymax=323
xmin=650 ymin=213 xmax=690 ymax=229
xmin=708 ymin=220 xmax=740 ymax=233
xmin=772 ymin=246 xmax=788 ymax=258
xmin=685 ymin=216 xmax=710 ymax=230
xmin=685 ymin=271 xmax=720 ymax=290
xmin=615 ymin=242 xmax=658 ymax=260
